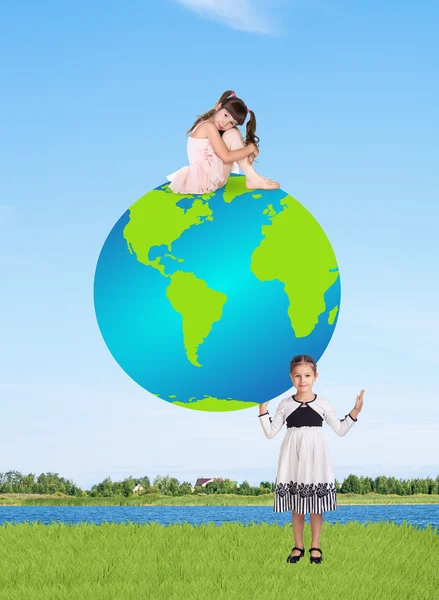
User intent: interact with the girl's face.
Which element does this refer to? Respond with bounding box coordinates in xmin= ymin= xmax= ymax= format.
xmin=290 ymin=364 xmax=318 ymax=391
xmin=212 ymin=107 xmax=237 ymax=131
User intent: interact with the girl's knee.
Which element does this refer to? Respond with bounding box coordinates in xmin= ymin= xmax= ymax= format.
xmin=222 ymin=127 xmax=244 ymax=148
xmin=223 ymin=127 xmax=242 ymax=139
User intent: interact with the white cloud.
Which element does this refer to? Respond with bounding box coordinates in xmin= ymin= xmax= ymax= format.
xmin=174 ymin=0 xmax=276 ymax=34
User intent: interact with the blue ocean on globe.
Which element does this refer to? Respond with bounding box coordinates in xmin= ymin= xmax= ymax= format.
xmin=93 ymin=174 xmax=341 ymax=412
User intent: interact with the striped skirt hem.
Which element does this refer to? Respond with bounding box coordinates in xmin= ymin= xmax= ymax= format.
xmin=273 ymin=482 xmax=337 ymax=514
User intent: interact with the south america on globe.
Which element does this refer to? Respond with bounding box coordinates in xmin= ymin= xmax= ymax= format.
xmin=93 ymin=174 xmax=341 ymax=412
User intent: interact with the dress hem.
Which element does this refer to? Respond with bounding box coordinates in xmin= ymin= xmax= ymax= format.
xmin=273 ymin=482 xmax=337 ymax=514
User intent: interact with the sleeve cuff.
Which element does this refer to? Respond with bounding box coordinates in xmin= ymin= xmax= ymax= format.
xmin=348 ymin=413 xmax=357 ymax=422
xmin=258 ymin=412 xmax=269 ymax=418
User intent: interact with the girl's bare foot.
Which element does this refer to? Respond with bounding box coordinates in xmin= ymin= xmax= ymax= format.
xmin=245 ymin=175 xmax=280 ymax=190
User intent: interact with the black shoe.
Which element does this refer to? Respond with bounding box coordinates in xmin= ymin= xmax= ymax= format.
xmin=286 ymin=546 xmax=305 ymax=564
xmin=309 ymin=547 xmax=323 ymax=564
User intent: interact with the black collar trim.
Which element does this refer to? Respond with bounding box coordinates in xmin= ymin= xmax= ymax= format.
xmin=292 ymin=393 xmax=317 ymax=404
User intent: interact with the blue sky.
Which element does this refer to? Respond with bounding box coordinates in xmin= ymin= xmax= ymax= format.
xmin=1 ymin=0 xmax=438 ymax=490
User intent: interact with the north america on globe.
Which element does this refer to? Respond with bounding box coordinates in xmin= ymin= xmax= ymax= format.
xmin=94 ymin=174 xmax=340 ymax=412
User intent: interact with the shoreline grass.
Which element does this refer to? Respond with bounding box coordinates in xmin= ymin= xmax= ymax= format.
xmin=0 ymin=520 xmax=437 ymax=599
xmin=1 ymin=492 xmax=439 ymax=507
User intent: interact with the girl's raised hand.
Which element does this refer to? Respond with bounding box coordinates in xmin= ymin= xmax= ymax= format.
xmin=354 ymin=390 xmax=365 ymax=414
xmin=259 ymin=401 xmax=270 ymax=415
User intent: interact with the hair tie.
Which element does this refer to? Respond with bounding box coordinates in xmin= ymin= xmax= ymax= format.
xmin=230 ymin=92 xmax=236 ymax=97
xmin=247 ymin=108 xmax=250 ymax=114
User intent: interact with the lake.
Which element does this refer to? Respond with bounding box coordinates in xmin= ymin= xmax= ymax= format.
xmin=1 ymin=505 xmax=438 ymax=531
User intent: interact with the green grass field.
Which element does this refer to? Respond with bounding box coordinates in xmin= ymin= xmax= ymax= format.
xmin=0 ymin=521 xmax=437 ymax=599
xmin=0 ymin=492 xmax=439 ymax=506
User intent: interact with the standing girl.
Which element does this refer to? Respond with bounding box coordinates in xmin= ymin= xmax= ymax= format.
xmin=258 ymin=354 xmax=364 ymax=564
xmin=167 ymin=90 xmax=280 ymax=195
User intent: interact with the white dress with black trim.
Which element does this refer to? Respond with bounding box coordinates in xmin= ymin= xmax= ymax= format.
xmin=258 ymin=394 xmax=357 ymax=514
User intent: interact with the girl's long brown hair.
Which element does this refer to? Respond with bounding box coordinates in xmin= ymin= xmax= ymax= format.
xmin=186 ymin=89 xmax=260 ymax=149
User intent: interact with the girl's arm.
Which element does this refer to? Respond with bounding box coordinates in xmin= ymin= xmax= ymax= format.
xmin=205 ymin=122 xmax=255 ymax=163
xmin=258 ymin=399 xmax=286 ymax=439
xmin=323 ymin=398 xmax=357 ymax=437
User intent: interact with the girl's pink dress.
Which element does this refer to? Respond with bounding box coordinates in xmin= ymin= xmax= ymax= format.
xmin=167 ymin=122 xmax=239 ymax=195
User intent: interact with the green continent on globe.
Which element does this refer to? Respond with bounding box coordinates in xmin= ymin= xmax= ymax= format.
xmin=122 ymin=179 xmax=248 ymax=369
xmin=171 ymin=396 xmax=259 ymax=412
xmin=166 ymin=270 xmax=227 ymax=367
xmin=123 ymin=189 xmax=214 ymax=276
xmin=251 ymin=196 xmax=339 ymax=337
xmin=328 ymin=305 xmax=339 ymax=325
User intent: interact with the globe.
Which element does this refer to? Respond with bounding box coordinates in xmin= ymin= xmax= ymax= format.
xmin=93 ymin=174 xmax=341 ymax=412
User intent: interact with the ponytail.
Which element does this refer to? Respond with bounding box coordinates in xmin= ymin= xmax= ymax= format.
xmin=244 ymin=110 xmax=260 ymax=150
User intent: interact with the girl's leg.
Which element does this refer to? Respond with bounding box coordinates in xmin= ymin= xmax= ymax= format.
xmin=290 ymin=509 xmax=305 ymax=557
xmin=309 ymin=512 xmax=323 ymax=557
xmin=221 ymin=128 xmax=280 ymax=190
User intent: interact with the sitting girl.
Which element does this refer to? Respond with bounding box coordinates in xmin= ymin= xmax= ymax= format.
xmin=167 ymin=90 xmax=280 ymax=195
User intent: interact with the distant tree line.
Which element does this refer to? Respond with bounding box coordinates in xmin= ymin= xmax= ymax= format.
xmin=1 ymin=471 xmax=439 ymax=497
xmin=0 ymin=471 xmax=83 ymax=496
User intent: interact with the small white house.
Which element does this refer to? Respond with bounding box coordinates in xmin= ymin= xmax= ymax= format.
xmin=193 ymin=477 xmax=235 ymax=491
xmin=133 ymin=484 xmax=144 ymax=494
xmin=194 ymin=478 xmax=214 ymax=488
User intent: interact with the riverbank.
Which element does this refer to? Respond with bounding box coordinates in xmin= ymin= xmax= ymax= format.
xmin=1 ymin=493 xmax=438 ymax=506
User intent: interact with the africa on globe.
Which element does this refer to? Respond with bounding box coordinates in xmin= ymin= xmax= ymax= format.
xmin=93 ymin=174 xmax=340 ymax=412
